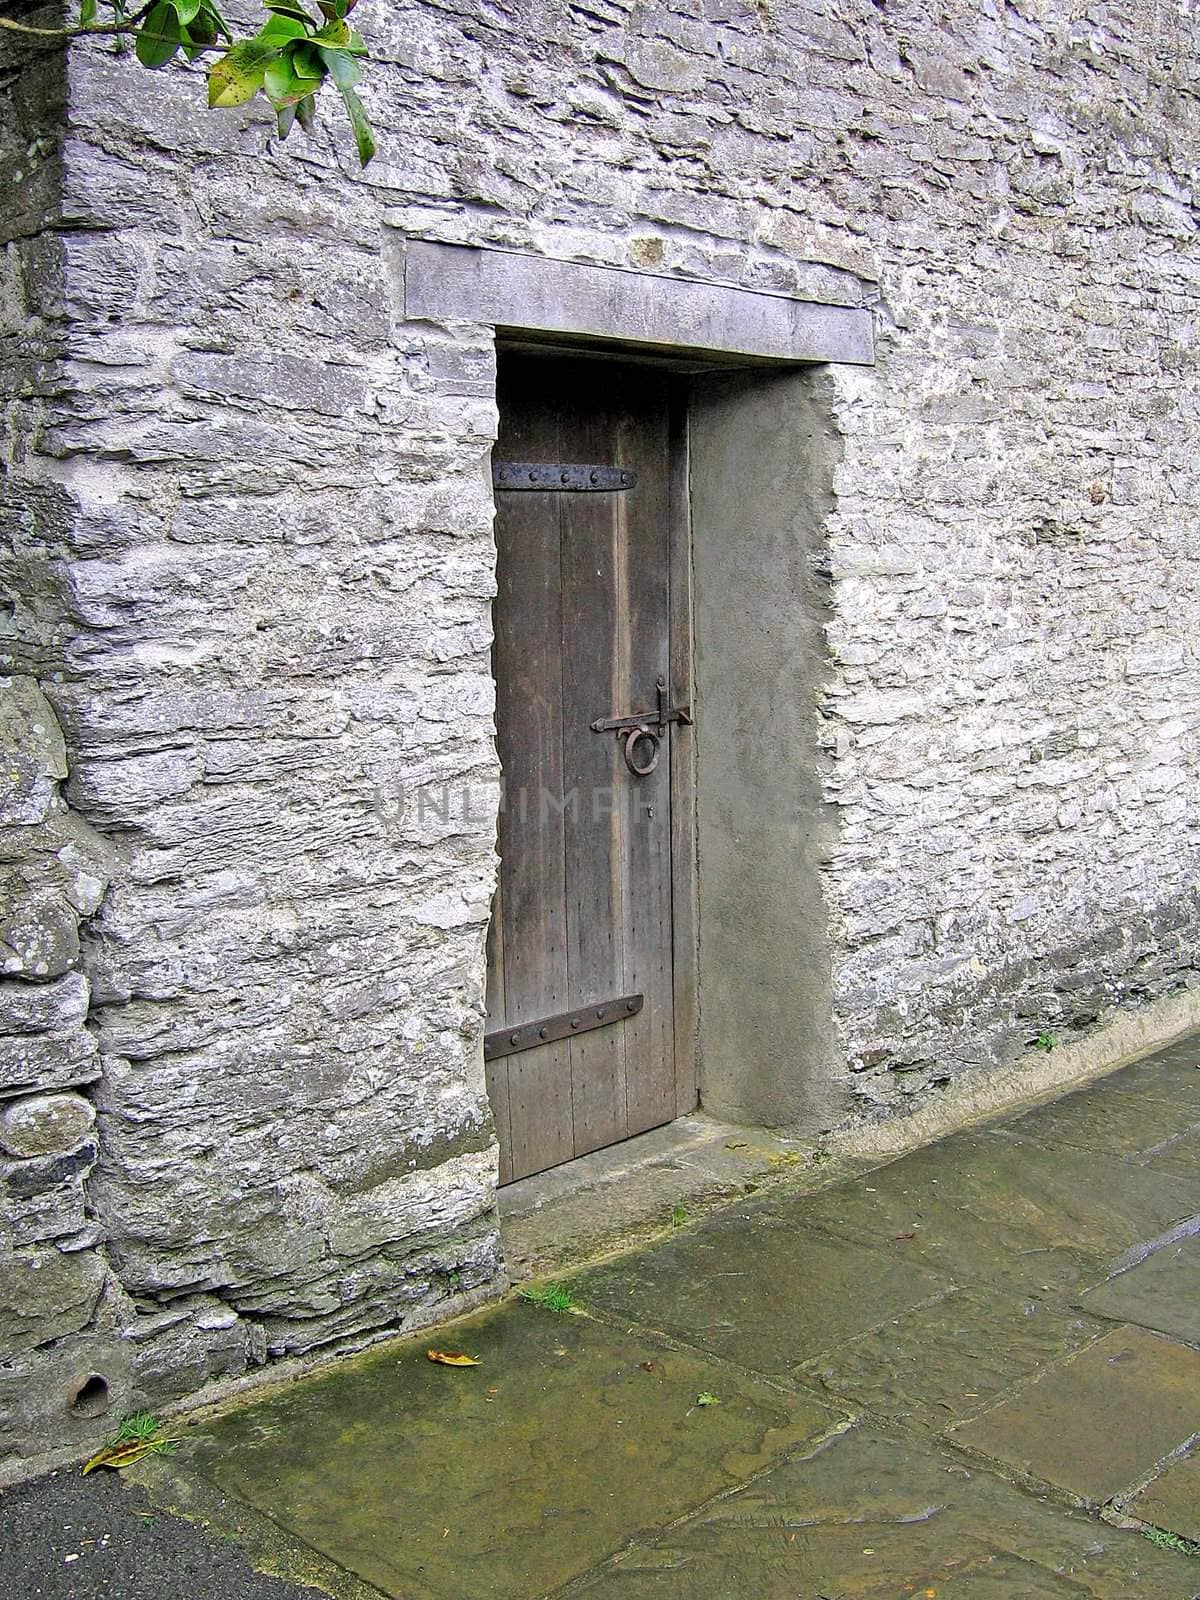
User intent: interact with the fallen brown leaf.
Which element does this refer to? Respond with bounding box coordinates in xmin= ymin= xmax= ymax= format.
xmin=81 ymin=1438 xmax=167 ymax=1475
xmin=427 ymin=1349 xmax=481 ymax=1367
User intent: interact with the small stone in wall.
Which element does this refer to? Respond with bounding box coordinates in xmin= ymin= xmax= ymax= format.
xmin=0 ymin=1092 xmax=96 ymax=1159
xmin=0 ymin=886 xmax=81 ymax=979
xmin=0 ymin=678 xmax=68 ymax=827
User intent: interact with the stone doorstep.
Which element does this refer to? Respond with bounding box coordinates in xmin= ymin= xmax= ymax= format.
xmin=497 ymin=1113 xmax=873 ymax=1278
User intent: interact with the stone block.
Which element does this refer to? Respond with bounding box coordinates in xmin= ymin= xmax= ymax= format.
xmin=171 ymin=351 xmax=368 ymax=418
xmin=0 ymin=1093 xmax=96 ymax=1158
xmin=126 ymin=1295 xmax=254 ymax=1403
xmin=0 ymin=1141 xmax=95 ymax=1249
xmin=1125 ymin=1450 xmax=1200 ymax=1542
xmin=0 ymin=1029 xmax=99 ymax=1098
xmin=0 ymin=888 xmax=81 ymax=982
xmin=0 ymin=974 xmax=89 ymax=1036
xmin=0 ymin=678 xmax=67 ymax=827
xmin=1076 ymin=1238 xmax=1200 ymax=1347
xmin=0 ymin=1245 xmax=107 ymax=1354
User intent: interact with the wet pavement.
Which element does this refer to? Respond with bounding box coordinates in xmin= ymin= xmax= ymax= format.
xmin=8 ymin=1033 xmax=1200 ymax=1597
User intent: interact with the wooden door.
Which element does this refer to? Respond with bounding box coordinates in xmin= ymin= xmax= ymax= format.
xmin=485 ymin=354 xmax=690 ymax=1183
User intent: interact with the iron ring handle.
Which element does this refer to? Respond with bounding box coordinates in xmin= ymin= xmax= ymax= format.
xmin=624 ymin=725 xmax=660 ymax=777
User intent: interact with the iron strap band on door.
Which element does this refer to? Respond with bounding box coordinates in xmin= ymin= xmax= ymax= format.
xmin=492 ymin=462 xmax=638 ymax=492
xmin=484 ymin=993 xmax=644 ymax=1061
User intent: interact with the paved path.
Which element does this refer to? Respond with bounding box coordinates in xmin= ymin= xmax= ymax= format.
xmin=5 ymin=1035 xmax=1200 ymax=1597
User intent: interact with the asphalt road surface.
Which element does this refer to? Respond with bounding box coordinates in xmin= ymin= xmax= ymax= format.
xmin=0 ymin=1468 xmax=326 ymax=1600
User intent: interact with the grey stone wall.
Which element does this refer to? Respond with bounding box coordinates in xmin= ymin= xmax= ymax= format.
xmin=2 ymin=10 xmax=503 ymax=1470
xmin=2 ymin=0 xmax=1199 ymax=1463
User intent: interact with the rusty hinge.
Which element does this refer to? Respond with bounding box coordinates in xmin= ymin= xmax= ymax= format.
xmin=492 ymin=462 xmax=638 ymax=492
xmin=484 ymin=993 xmax=644 ymax=1061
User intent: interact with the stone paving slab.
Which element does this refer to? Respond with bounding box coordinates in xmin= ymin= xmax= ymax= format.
xmin=949 ymin=1326 xmax=1200 ymax=1505
xmin=780 ymin=1126 xmax=1199 ymax=1301
xmin=568 ymin=1426 xmax=1199 ymax=1599
xmin=1142 ymin=1126 xmax=1200 ymax=1180
xmin=1097 ymin=1042 xmax=1200 ymax=1107
xmin=572 ymin=1208 xmax=951 ymax=1376
xmin=1003 ymin=1083 xmax=1200 ymax=1162
xmin=1077 ymin=1236 xmax=1200 ymax=1345
xmin=798 ymin=1285 xmax=1105 ymax=1433
xmin=40 ymin=1033 xmax=1200 ymax=1600
xmin=1124 ymin=1449 xmax=1200 ymax=1543
xmin=181 ymin=1299 xmax=837 ymax=1600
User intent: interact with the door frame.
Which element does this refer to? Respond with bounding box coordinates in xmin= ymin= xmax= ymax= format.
xmin=401 ymin=239 xmax=877 ymax=1152
xmin=664 ymin=384 xmax=699 ymax=1122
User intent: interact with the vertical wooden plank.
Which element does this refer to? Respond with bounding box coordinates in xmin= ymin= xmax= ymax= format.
xmin=560 ymin=375 xmax=628 ymax=1155
xmin=489 ymin=358 xmax=573 ymax=1180
xmin=484 ymin=879 xmax=513 ymax=1185
xmin=617 ymin=371 xmax=677 ymax=1136
xmin=667 ymin=382 xmax=699 ymax=1117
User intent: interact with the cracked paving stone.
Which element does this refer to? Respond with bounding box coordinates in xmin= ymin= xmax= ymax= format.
xmin=568 ymin=1425 xmax=1199 ymax=1598
xmin=1077 ymin=1235 xmax=1200 ymax=1346
xmin=949 ymin=1326 xmax=1200 ymax=1504
xmin=797 ymin=1285 xmax=1105 ymax=1433
xmin=177 ymin=1298 xmax=838 ymax=1600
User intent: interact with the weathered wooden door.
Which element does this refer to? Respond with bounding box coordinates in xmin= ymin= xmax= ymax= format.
xmin=485 ymin=354 xmax=691 ymax=1183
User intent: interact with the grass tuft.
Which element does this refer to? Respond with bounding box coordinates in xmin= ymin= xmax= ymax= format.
xmin=111 ymin=1412 xmax=162 ymax=1444
xmin=518 ymin=1282 xmax=576 ymax=1314
xmin=1141 ymin=1526 xmax=1200 ymax=1557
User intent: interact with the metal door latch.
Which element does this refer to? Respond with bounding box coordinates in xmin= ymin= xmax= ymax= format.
xmin=591 ymin=677 xmax=692 ymax=776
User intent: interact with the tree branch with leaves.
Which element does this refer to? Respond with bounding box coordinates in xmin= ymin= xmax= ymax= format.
xmin=0 ymin=0 xmax=376 ymax=164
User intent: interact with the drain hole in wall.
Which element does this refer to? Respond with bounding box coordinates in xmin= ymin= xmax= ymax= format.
xmin=69 ymin=1375 xmax=111 ymax=1419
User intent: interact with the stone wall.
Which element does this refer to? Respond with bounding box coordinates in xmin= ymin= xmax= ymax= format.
xmin=2 ymin=0 xmax=1198 ymax=1463
xmin=2 ymin=7 xmax=504 ymax=1471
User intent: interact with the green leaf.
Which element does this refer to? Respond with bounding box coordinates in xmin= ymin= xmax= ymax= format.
xmin=295 ymin=92 xmax=317 ymax=132
xmin=335 ymin=81 xmax=375 ymax=166
xmin=79 ymin=0 xmax=97 ymax=25
xmin=257 ymin=14 xmax=308 ymax=44
xmin=276 ymin=103 xmax=297 ymax=139
xmin=318 ymin=44 xmax=358 ymax=88
xmin=291 ymin=42 xmax=325 ymax=81
xmin=203 ymin=0 xmax=234 ymax=41
xmin=264 ymin=44 xmax=324 ymax=105
xmin=181 ymin=8 xmax=216 ymax=54
xmin=264 ymin=0 xmax=318 ymax=22
xmin=135 ymin=0 xmax=182 ymax=67
xmin=173 ymin=0 xmax=201 ymax=22
xmin=312 ymin=16 xmax=351 ymax=46
xmin=207 ymin=36 xmax=278 ymax=107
